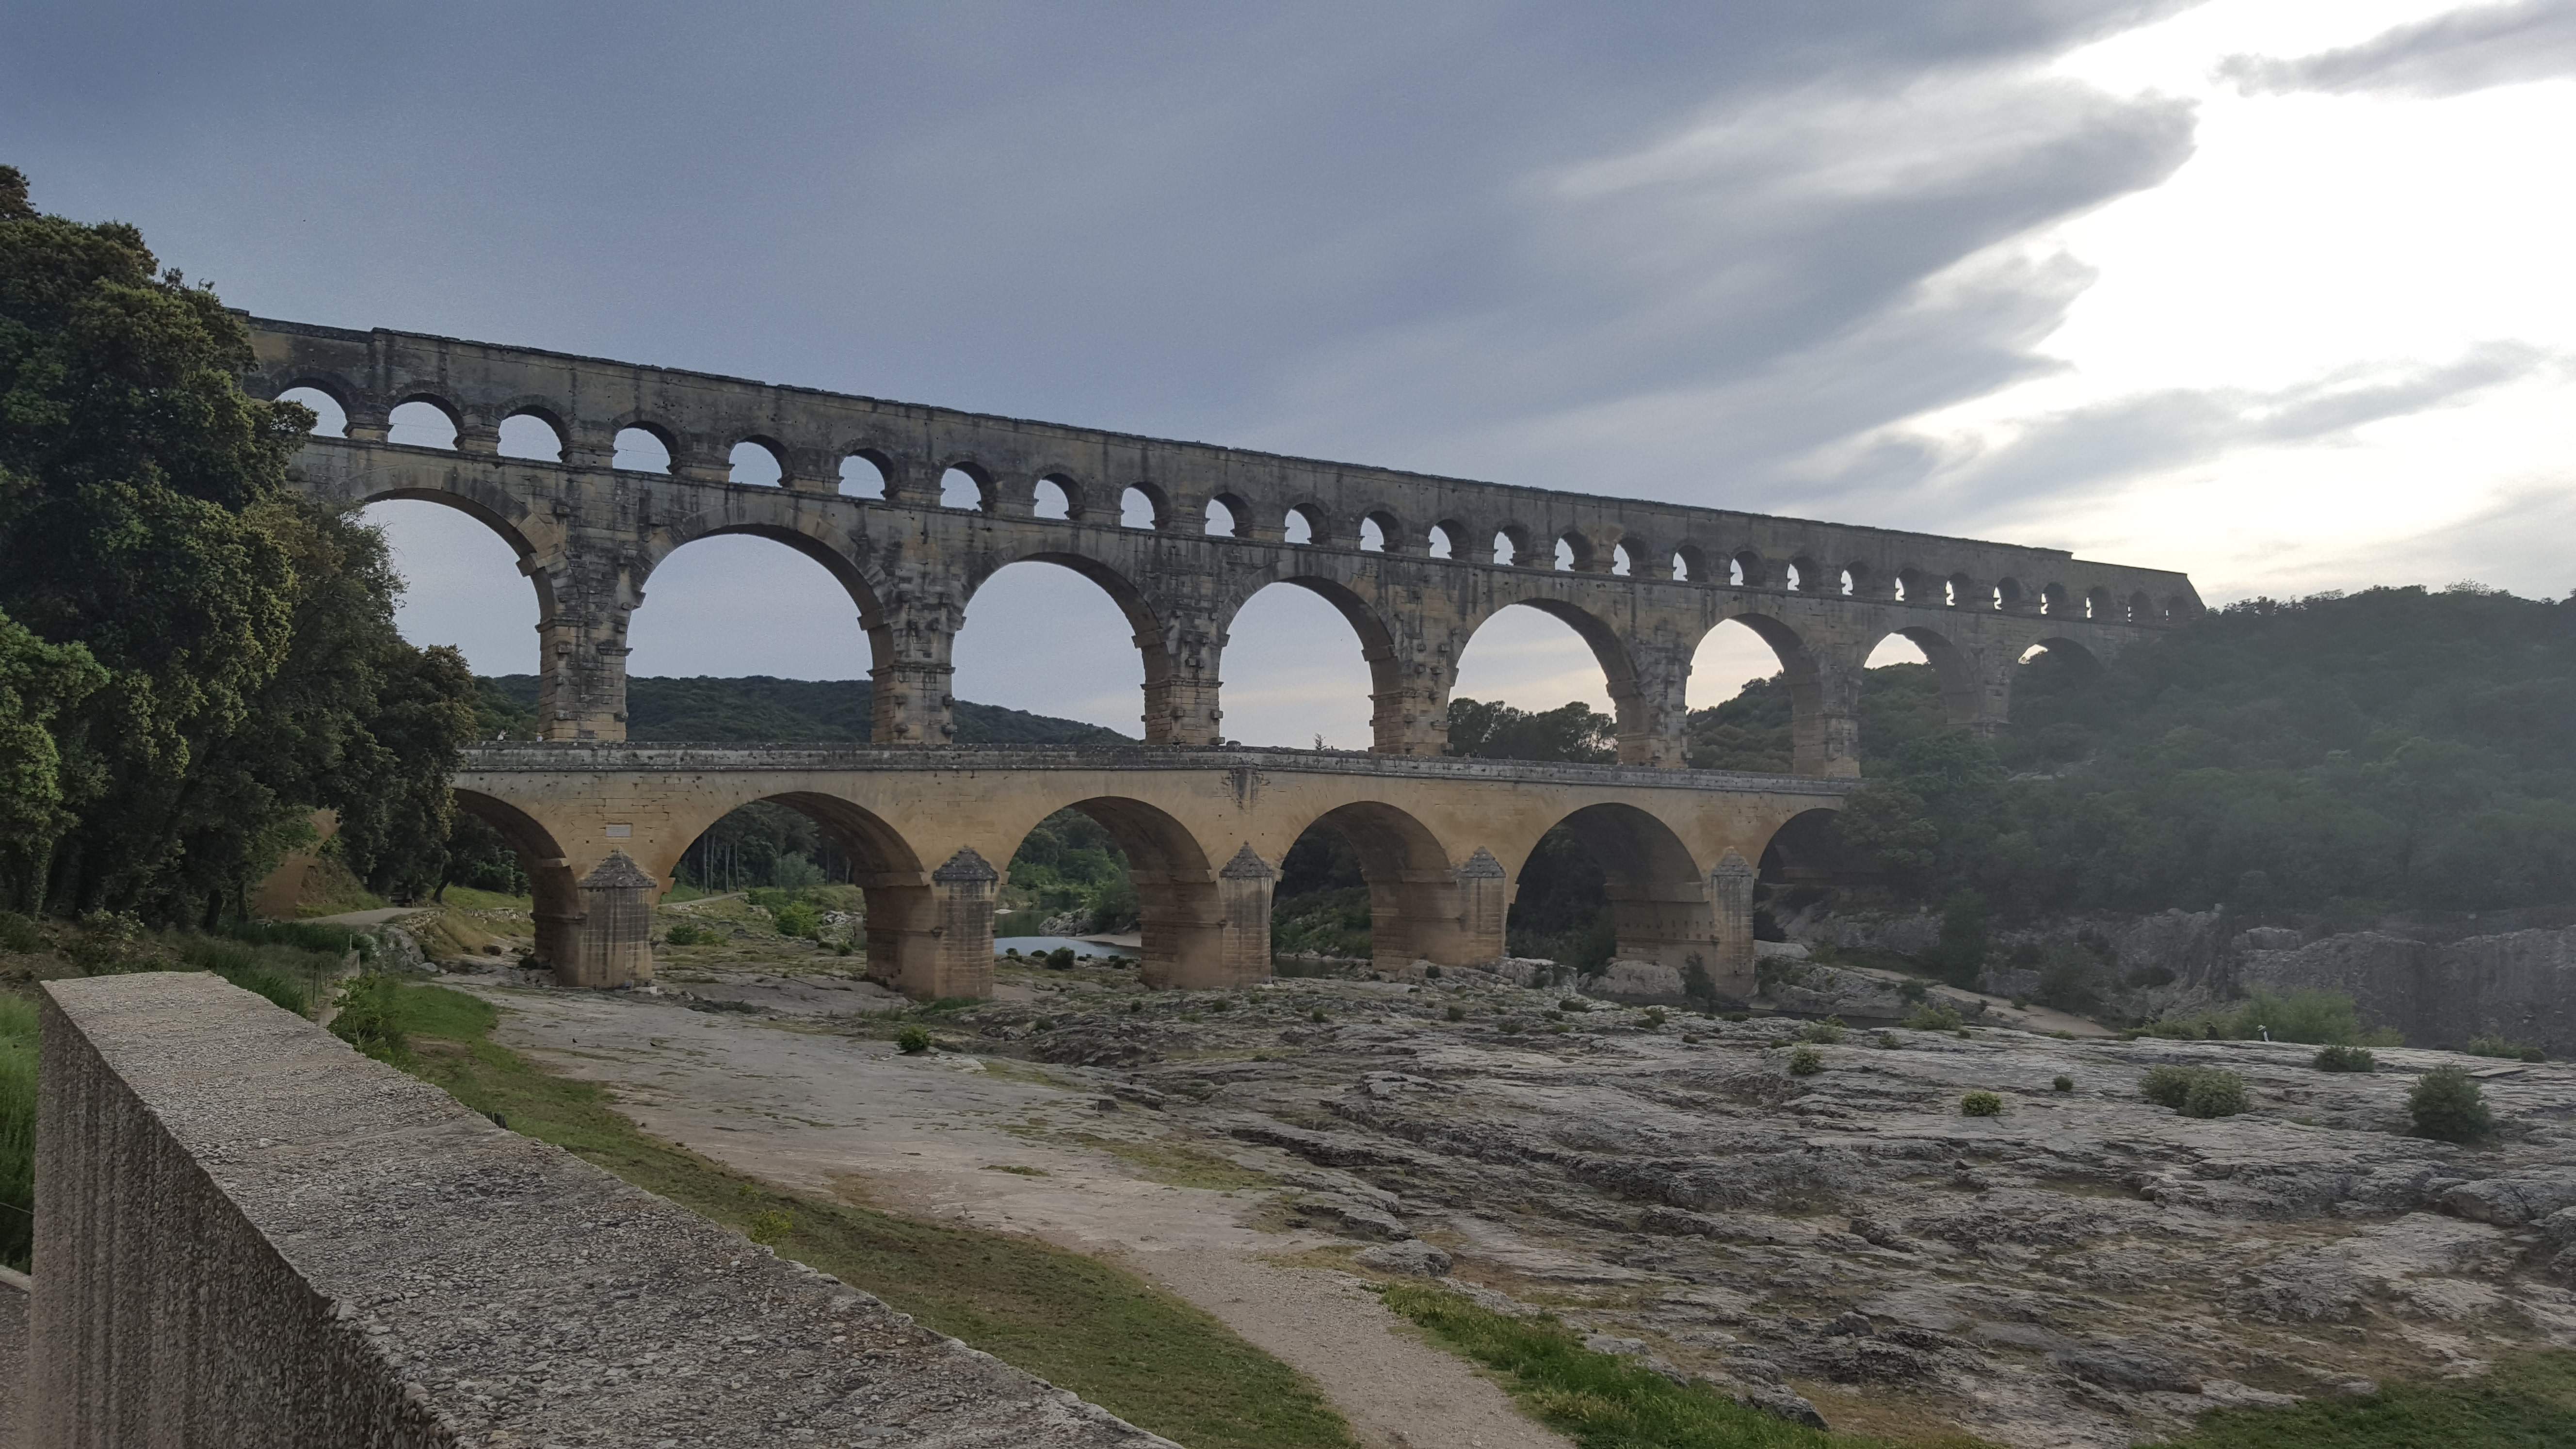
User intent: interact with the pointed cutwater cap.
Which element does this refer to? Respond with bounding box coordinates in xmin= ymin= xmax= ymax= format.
xmin=1219 ymin=843 xmax=1276 ymax=880
xmin=932 ymin=846 xmax=1000 ymax=884
xmin=580 ymin=850 xmax=658 ymax=891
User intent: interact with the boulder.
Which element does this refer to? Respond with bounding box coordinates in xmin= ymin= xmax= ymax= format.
xmin=1353 ymin=1240 xmax=1451 ymax=1277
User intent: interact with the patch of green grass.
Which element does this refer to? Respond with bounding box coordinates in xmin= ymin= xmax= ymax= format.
xmin=1058 ymin=1130 xmax=1276 ymax=1190
xmin=1380 ymin=1285 xmax=1872 ymax=1448
xmin=436 ymin=885 xmax=536 ymax=911
xmin=2162 ymin=1351 xmax=2576 ymax=1448
xmin=0 ymin=993 xmax=35 ymax=1271
xmin=385 ymin=979 xmax=1353 ymax=1449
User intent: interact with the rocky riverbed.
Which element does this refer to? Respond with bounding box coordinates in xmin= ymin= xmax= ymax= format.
xmin=906 ymin=969 xmax=2576 ymax=1446
xmin=428 ymin=935 xmax=2576 ymax=1449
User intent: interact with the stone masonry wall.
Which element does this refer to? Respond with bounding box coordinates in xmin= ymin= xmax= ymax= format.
xmin=29 ymin=973 xmax=1171 ymax=1449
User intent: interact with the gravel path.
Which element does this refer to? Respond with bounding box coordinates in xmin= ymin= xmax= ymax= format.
xmin=455 ymin=979 xmax=1567 ymax=1449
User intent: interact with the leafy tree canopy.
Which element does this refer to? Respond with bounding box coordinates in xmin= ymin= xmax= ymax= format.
xmin=1795 ymin=586 xmax=2575 ymax=924
xmin=0 ymin=165 xmax=477 ymax=919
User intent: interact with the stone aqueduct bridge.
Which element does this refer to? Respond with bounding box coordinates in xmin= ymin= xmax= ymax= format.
xmin=243 ymin=317 xmax=2200 ymax=998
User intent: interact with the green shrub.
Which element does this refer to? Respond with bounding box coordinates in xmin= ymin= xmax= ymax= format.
xmin=1641 ymin=1007 xmax=1665 ymax=1027
xmin=1446 ymin=1005 xmax=1465 ymax=1022
xmin=2142 ymin=1064 xmax=2249 ymax=1118
xmin=0 ymin=913 xmax=48 ymax=954
xmin=2052 ymin=1075 xmax=2074 ymax=1092
xmin=2313 ymin=1045 xmax=2378 ymax=1073
xmin=746 ymin=1208 xmax=794 ymax=1245
xmin=771 ymin=900 xmax=823 ymax=939
xmin=1961 ymin=1091 xmax=2002 ymax=1117
xmin=1876 ymin=1030 xmax=1900 ymax=1049
xmin=1048 ymin=947 xmax=1077 ymax=970
xmin=896 ymin=1026 xmax=933 ymax=1055
xmin=1498 ymin=1021 xmax=1522 ymax=1034
xmin=1558 ymin=998 xmax=1590 ymax=1013
xmin=1905 ymin=1002 xmax=1964 ymax=1031
xmin=1801 ymin=1016 xmax=1844 ymax=1044
xmin=2148 ymin=987 xmax=2397 ymax=1047
xmin=1722 ymin=1011 xmax=1750 ymax=1022
xmin=329 ymin=974 xmax=411 ymax=1063
xmin=2409 ymin=1065 xmax=2492 ymax=1143
xmin=225 ymin=918 xmax=373 ymax=961
xmin=2465 ymin=1037 xmax=2546 ymax=1063
xmin=1309 ymin=1007 xmax=1328 ymax=1023
xmin=1787 ymin=1046 xmax=1823 ymax=1076
xmin=663 ymin=920 xmax=718 ymax=946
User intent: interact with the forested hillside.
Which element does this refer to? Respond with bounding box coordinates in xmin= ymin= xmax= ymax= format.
xmin=1700 ymin=584 xmax=2575 ymax=926
xmin=475 ymin=675 xmax=1134 ymax=747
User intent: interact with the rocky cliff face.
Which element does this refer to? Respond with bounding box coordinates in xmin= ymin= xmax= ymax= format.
xmin=2240 ymin=928 xmax=2576 ymax=1056
xmin=1777 ymin=898 xmax=2576 ymax=1055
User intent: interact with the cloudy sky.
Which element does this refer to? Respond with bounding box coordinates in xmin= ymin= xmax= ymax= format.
xmin=8 ymin=0 xmax=2571 ymax=744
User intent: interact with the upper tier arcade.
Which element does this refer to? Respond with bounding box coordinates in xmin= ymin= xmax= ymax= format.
xmin=242 ymin=316 xmax=2201 ymax=775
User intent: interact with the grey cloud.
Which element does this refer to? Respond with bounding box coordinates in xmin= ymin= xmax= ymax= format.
xmin=2220 ymin=0 xmax=2576 ymax=97
xmin=1845 ymin=340 xmax=2562 ymax=531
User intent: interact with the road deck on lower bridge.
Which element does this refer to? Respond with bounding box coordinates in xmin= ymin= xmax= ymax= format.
xmin=453 ymin=742 xmax=1849 ymax=999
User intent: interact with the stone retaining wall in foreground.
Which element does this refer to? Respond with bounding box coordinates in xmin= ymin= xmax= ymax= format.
xmin=31 ymin=972 xmax=1170 ymax=1449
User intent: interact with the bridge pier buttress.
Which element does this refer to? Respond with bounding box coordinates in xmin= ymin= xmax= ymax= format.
xmin=853 ymin=849 xmax=1001 ymax=1001
xmin=1215 ymin=846 xmax=1279 ymax=986
xmin=869 ymin=599 xmax=963 ymax=745
xmin=532 ymin=548 xmax=635 ymax=742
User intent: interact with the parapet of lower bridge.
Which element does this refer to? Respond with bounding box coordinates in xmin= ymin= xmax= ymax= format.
xmin=456 ymin=743 xmax=1844 ymax=997
xmin=21 ymin=972 xmax=1172 ymax=1449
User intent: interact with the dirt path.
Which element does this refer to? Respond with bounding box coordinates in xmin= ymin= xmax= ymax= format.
xmin=455 ymin=981 xmax=1567 ymax=1449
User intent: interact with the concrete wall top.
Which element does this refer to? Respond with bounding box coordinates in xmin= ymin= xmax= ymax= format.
xmin=30 ymin=972 xmax=1170 ymax=1449
xmin=243 ymin=315 xmax=2201 ymax=616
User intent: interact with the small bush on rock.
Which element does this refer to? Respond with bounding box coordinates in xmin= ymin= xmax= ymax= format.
xmin=2466 ymin=1037 xmax=2546 ymax=1063
xmin=2409 ymin=1065 xmax=2493 ymax=1143
xmin=1787 ymin=1046 xmax=1823 ymax=1076
xmin=896 ymin=1026 xmax=933 ymax=1055
xmin=2141 ymin=1064 xmax=2249 ymax=1118
xmin=2314 ymin=1045 xmax=2377 ymax=1073
xmin=1446 ymin=1005 xmax=1465 ymax=1022
xmin=1905 ymin=1003 xmax=1964 ymax=1031
xmin=2052 ymin=1075 xmax=2074 ymax=1092
xmin=1642 ymin=1007 xmax=1665 ymax=1027
xmin=1802 ymin=1016 xmax=1844 ymax=1044
xmin=1961 ymin=1091 xmax=2002 ymax=1117
xmin=1876 ymin=1030 xmax=1900 ymax=1049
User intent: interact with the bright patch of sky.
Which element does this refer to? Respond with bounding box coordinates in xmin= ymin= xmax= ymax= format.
xmin=1867 ymin=0 xmax=2576 ymax=601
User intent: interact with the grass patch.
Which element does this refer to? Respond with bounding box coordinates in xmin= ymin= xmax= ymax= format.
xmin=1058 ymin=1130 xmax=1277 ymax=1190
xmin=2163 ymin=1350 xmax=2576 ymax=1448
xmin=1380 ymin=1284 xmax=1870 ymax=1448
xmin=1 ymin=994 xmax=34 ymax=1270
xmin=382 ymin=979 xmax=1353 ymax=1449
xmin=435 ymin=885 xmax=535 ymax=911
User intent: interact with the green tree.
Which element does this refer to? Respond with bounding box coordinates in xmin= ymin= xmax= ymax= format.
xmin=1444 ymin=697 xmax=1616 ymax=764
xmin=0 ymin=165 xmax=476 ymax=919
